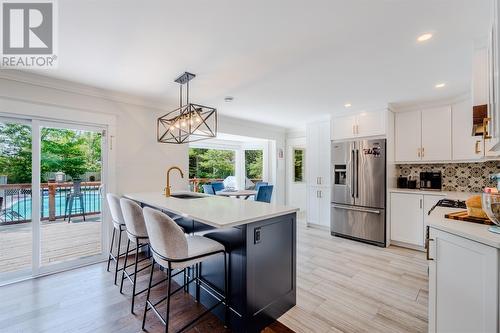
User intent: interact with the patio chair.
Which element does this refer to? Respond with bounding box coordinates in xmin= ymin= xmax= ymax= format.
xmin=202 ymin=184 xmax=215 ymax=195
xmin=64 ymin=180 xmax=86 ymax=222
xmin=255 ymin=185 xmax=273 ymax=203
xmin=255 ymin=181 xmax=268 ymax=192
xmin=211 ymin=182 xmax=225 ymax=192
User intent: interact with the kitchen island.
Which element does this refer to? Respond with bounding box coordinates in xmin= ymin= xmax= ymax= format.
xmin=124 ymin=191 xmax=298 ymax=333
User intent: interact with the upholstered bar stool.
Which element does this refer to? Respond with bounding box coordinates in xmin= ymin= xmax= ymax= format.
xmin=141 ymin=207 xmax=229 ymax=333
xmin=106 ymin=193 xmax=130 ymax=285
xmin=119 ymin=198 xmax=165 ymax=314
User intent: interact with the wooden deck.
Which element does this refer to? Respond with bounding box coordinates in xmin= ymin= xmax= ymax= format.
xmin=0 ymin=216 xmax=102 ymax=274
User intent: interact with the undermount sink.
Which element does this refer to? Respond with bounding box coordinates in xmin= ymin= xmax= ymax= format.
xmin=170 ymin=193 xmax=204 ymax=199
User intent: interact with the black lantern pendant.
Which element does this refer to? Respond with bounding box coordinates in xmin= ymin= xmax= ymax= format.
xmin=157 ymin=72 xmax=217 ymax=144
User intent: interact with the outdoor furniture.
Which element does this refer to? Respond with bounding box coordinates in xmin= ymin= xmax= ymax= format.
xmin=202 ymin=184 xmax=215 ymax=195
xmin=254 ymin=181 xmax=268 ymax=192
xmin=64 ymin=180 xmax=86 ymax=222
xmin=255 ymin=185 xmax=273 ymax=203
xmin=216 ymin=189 xmax=257 ymax=199
xmin=211 ymin=182 xmax=225 ymax=192
xmin=141 ymin=208 xmax=228 ymax=332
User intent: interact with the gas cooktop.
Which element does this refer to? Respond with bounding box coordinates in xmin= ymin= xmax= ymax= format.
xmin=428 ymin=199 xmax=467 ymax=215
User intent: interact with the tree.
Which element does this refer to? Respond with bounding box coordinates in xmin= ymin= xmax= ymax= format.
xmin=189 ymin=148 xmax=235 ymax=179
xmin=245 ymin=150 xmax=263 ymax=179
xmin=0 ymin=123 xmax=32 ymax=183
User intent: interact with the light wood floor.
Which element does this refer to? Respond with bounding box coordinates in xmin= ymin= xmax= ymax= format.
xmin=0 ymin=217 xmax=102 ymax=273
xmin=0 ymin=221 xmax=428 ymax=333
xmin=278 ymin=222 xmax=428 ymax=333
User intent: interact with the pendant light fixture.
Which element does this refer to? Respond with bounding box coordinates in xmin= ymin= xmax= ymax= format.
xmin=157 ymin=72 xmax=217 ymax=144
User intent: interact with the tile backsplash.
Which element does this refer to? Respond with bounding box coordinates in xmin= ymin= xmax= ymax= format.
xmin=396 ymin=161 xmax=500 ymax=192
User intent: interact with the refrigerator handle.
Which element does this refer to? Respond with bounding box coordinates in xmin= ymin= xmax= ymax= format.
xmin=355 ymin=149 xmax=359 ymax=198
xmin=351 ymin=149 xmax=355 ymax=198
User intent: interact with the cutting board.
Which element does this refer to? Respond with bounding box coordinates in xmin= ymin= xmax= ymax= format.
xmin=445 ymin=210 xmax=493 ymax=225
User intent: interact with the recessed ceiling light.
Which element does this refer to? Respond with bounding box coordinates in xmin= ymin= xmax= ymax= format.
xmin=435 ymin=83 xmax=446 ymax=88
xmin=224 ymin=96 xmax=234 ymax=102
xmin=417 ymin=33 xmax=433 ymax=42
xmin=344 ymin=103 xmax=352 ymax=108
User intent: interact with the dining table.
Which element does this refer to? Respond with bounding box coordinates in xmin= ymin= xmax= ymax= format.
xmin=216 ymin=189 xmax=257 ymax=199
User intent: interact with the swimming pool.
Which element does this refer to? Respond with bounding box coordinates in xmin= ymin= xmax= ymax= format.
xmin=4 ymin=191 xmax=101 ymax=222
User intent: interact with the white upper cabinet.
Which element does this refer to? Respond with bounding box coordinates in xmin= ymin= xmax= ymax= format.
xmin=395 ymin=107 xmax=452 ymax=162
xmin=421 ymin=106 xmax=452 ymax=161
xmin=356 ymin=110 xmax=386 ymax=138
xmin=331 ymin=109 xmax=387 ymax=141
xmin=395 ymin=111 xmax=422 ymax=162
xmin=331 ymin=115 xmax=356 ymax=141
xmin=452 ymin=99 xmax=484 ymax=160
xmin=473 ymin=47 xmax=489 ymax=106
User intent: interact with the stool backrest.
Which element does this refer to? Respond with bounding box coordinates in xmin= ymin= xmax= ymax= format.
xmin=202 ymin=184 xmax=215 ymax=195
xmin=143 ymin=207 xmax=188 ymax=262
xmin=72 ymin=180 xmax=82 ymax=195
xmin=255 ymin=181 xmax=268 ymax=192
xmin=106 ymin=193 xmax=125 ymax=226
xmin=256 ymin=185 xmax=273 ymax=203
xmin=120 ymin=198 xmax=148 ymax=239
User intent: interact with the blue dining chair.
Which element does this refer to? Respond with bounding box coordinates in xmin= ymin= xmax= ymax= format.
xmin=255 ymin=185 xmax=273 ymax=203
xmin=211 ymin=182 xmax=225 ymax=192
xmin=254 ymin=181 xmax=268 ymax=192
xmin=202 ymin=184 xmax=215 ymax=195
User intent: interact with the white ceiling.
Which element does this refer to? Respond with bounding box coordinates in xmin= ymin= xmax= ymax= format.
xmin=32 ymin=0 xmax=491 ymax=129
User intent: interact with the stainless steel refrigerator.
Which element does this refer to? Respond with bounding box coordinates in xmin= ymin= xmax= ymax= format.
xmin=331 ymin=139 xmax=386 ymax=246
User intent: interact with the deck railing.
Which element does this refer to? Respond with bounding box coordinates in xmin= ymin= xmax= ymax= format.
xmin=0 ymin=181 xmax=102 ymax=225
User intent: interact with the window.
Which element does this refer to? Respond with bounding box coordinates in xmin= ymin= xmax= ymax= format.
xmin=189 ymin=148 xmax=235 ymax=191
xmin=293 ymin=148 xmax=305 ymax=182
xmin=244 ymin=149 xmax=263 ymax=182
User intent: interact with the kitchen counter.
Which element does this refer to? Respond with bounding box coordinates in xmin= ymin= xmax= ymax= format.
xmin=389 ymin=188 xmax=477 ymax=199
xmin=124 ymin=190 xmax=298 ymax=333
xmin=124 ymin=191 xmax=299 ymax=228
xmin=428 ymin=206 xmax=500 ymax=249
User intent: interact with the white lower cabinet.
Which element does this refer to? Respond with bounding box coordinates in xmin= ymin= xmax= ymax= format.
xmin=428 ymin=228 xmax=499 ymax=333
xmin=390 ymin=192 xmax=444 ymax=248
xmin=306 ymin=186 xmax=331 ymax=228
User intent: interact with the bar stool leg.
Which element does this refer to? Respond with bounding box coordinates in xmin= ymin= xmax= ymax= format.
xmin=142 ymin=260 xmax=155 ymax=330
xmin=114 ymin=228 xmax=123 ymax=285
xmin=195 ymin=263 xmax=200 ymax=302
xmin=120 ymin=239 xmax=130 ymax=293
xmin=131 ymin=238 xmax=140 ymax=314
xmin=165 ymin=264 xmax=172 ymax=333
xmin=106 ymin=228 xmax=116 ymax=272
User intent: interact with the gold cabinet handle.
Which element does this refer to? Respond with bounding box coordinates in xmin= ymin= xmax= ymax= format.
xmin=483 ymin=117 xmax=492 ymax=140
xmin=417 ymin=148 xmax=421 ymax=158
xmin=475 ymin=140 xmax=482 ymax=154
xmin=422 ymin=147 xmax=425 ymax=157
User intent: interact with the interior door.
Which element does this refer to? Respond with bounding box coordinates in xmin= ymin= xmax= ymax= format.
xmin=355 ymin=139 xmax=385 ymax=209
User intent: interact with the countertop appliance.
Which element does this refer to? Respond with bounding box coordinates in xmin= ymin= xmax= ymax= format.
xmin=331 ymin=139 xmax=386 ymax=247
xmin=420 ymin=171 xmax=442 ymax=190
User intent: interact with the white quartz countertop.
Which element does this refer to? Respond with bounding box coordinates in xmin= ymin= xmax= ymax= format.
xmin=428 ymin=207 xmax=500 ymax=249
xmin=124 ymin=191 xmax=299 ymax=229
xmin=389 ymin=188 xmax=477 ymax=199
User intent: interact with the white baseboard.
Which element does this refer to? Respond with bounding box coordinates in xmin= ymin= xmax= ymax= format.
xmin=390 ymin=240 xmax=425 ymax=252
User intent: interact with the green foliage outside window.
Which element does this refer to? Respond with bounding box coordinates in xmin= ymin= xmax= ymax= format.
xmin=245 ymin=150 xmax=263 ymax=179
xmin=294 ymin=149 xmax=305 ymax=182
xmin=189 ymin=148 xmax=235 ymax=179
xmin=0 ymin=123 xmax=102 ymax=183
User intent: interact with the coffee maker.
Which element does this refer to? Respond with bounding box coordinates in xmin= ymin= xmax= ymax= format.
xmin=420 ymin=172 xmax=442 ymax=190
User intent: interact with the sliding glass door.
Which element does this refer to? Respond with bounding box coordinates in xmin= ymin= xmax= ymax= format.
xmin=0 ymin=117 xmax=107 ymax=284
xmin=0 ymin=118 xmax=33 ymax=282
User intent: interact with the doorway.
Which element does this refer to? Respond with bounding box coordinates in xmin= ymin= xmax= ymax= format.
xmin=0 ymin=117 xmax=108 ymax=284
